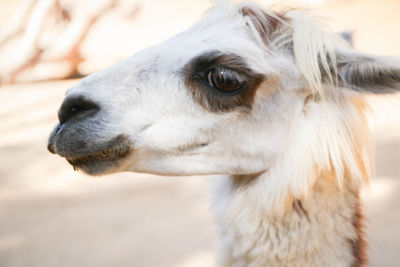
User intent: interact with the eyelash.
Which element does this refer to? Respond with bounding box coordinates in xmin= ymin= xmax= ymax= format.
xmin=200 ymin=67 xmax=246 ymax=94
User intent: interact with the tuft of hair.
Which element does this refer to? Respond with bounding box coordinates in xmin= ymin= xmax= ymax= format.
xmin=238 ymin=2 xmax=289 ymax=49
xmin=286 ymin=10 xmax=344 ymax=97
xmin=240 ymin=5 xmax=346 ymax=97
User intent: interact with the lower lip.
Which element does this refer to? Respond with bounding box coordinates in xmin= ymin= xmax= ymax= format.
xmin=66 ymin=156 xmax=117 ymax=175
xmin=65 ymin=147 xmax=132 ymax=174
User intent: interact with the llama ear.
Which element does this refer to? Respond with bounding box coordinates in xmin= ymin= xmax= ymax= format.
xmin=336 ymin=50 xmax=400 ymax=94
xmin=339 ymin=31 xmax=354 ymax=46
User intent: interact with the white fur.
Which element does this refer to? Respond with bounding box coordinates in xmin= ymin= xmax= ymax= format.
xmin=211 ymin=172 xmax=360 ymax=267
xmin=62 ymin=0 xmax=400 ymax=266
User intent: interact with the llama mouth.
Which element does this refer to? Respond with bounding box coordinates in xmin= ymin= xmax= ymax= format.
xmin=62 ymin=135 xmax=132 ymax=175
xmin=67 ymin=147 xmax=131 ymax=166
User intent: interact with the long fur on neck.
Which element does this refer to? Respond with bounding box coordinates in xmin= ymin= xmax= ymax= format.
xmin=212 ymin=168 xmax=366 ymax=266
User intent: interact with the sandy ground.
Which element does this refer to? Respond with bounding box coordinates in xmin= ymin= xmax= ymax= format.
xmin=0 ymin=0 xmax=400 ymax=266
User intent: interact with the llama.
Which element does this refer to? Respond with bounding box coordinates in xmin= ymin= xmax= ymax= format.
xmin=47 ymin=1 xmax=400 ymax=266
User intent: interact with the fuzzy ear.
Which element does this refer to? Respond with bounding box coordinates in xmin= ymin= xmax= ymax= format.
xmin=339 ymin=31 xmax=354 ymax=46
xmin=336 ymin=51 xmax=400 ymax=94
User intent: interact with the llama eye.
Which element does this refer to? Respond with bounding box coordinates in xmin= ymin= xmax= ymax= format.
xmin=207 ymin=68 xmax=245 ymax=92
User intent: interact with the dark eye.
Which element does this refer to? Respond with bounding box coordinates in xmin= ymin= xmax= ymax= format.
xmin=207 ymin=67 xmax=245 ymax=93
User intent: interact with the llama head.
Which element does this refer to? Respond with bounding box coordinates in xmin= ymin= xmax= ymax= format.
xmin=48 ymin=0 xmax=400 ymax=195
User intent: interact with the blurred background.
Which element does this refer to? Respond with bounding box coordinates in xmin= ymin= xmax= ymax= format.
xmin=0 ymin=0 xmax=399 ymax=266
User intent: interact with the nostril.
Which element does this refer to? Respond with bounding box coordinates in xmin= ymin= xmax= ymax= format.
xmin=58 ymin=96 xmax=100 ymax=124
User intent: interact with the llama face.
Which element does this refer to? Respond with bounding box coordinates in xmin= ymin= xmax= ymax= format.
xmin=48 ymin=1 xmax=400 ymax=177
xmin=47 ymin=3 xmax=299 ymax=175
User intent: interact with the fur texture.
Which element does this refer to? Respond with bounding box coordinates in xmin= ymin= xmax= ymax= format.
xmin=48 ymin=1 xmax=400 ymax=266
xmin=212 ymin=169 xmax=364 ymax=267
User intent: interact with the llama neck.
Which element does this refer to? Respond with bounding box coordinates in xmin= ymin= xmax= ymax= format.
xmin=211 ymin=171 xmax=366 ymax=267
